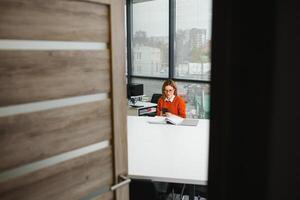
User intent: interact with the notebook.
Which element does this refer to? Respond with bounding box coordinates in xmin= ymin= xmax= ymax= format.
xmin=148 ymin=116 xmax=199 ymax=126
xmin=179 ymin=118 xmax=199 ymax=126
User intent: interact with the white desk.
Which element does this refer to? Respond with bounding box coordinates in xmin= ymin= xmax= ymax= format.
xmin=127 ymin=116 xmax=209 ymax=185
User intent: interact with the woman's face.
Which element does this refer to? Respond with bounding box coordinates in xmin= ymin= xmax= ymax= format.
xmin=164 ymin=85 xmax=175 ymax=99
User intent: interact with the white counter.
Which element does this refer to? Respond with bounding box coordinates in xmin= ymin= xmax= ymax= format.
xmin=127 ymin=116 xmax=209 ymax=185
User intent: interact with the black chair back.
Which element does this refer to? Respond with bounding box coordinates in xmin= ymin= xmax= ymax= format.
xmin=151 ymin=93 xmax=162 ymax=104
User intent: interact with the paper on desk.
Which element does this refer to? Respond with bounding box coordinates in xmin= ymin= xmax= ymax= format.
xmin=165 ymin=115 xmax=184 ymax=125
xmin=147 ymin=117 xmax=166 ymax=124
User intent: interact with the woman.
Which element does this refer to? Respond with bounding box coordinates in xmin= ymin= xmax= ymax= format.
xmin=156 ymin=79 xmax=186 ymax=118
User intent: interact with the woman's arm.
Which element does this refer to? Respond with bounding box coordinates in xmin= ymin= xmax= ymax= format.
xmin=156 ymin=98 xmax=162 ymax=116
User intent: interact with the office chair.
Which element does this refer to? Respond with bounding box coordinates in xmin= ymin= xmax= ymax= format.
xmin=151 ymin=93 xmax=162 ymax=104
xmin=166 ymin=183 xmax=185 ymax=200
xmin=166 ymin=183 xmax=207 ymax=200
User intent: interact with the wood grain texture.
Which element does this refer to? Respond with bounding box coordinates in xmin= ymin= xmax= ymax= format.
xmin=0 ymin=100 xmax=112 ymax=171
xmin=0 ymin=50 xmax=110 ymax=106
xmin=0 ymin=0 xmax=110 ymax=42
xmin=84 ymin=0 xmax=112 ymax=5
xmin=91 ymin=192 xmax=114 ymax=200
xmin=110 ymin=0 xmax=129 ymax=199
xmin=0 ymin=148 xmax=114 ymax=200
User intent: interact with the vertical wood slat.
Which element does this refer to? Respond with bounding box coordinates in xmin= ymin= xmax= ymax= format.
xmin=0 ymin=100 xmax=112 ymax=171
xmin=0 ymin=148 xmax=114 ymax=200
xmin=0 ymin=50 xmax=110 ymax=106
xmin=110 ymin=0 xmax=129 ymax=200
xmin=0 ymin=0 xmax=110 ymax=42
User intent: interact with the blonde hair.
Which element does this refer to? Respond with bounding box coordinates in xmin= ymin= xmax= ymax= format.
xmin=161 ymin=79 xmax=177 ymax=99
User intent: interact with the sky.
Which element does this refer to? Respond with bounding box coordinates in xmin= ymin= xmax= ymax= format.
xmin=132 ymin=0 xmax=212 ymax=38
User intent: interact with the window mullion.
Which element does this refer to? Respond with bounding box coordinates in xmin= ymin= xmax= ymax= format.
xmin=126 ymin=0 xmax=133 ymax=84
xmin=169 ymin=0 xmax=176 ymax=79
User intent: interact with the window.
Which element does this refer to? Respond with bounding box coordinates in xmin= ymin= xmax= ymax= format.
xmin=131 ymin=78 xmax=163 ymax=97
xmin=127 ymin=0 xmax=212 ymax=119
xmin=176 ymin=82 xmax=210 ymax=119
xmin=132 ymin=0 xmax=169 ymax=77
xmin=175 ymin=0 xmax=211 ymax=81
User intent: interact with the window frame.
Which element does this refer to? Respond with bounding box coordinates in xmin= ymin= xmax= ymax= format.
xmin=127 ymin=0 xmax=210 ymax=85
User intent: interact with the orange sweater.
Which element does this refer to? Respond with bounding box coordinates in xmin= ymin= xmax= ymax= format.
xmin=156 ymin=96 xmax=186 ymax=118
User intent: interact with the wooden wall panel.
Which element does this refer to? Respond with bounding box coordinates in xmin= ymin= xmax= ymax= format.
xmin=0 ymin=50 xmax=110 ymax=106
xmin=0 ymin=0 xmax=109 ymax=42
xmin=0 ymin=0 xmax=128 ymax=199
xmin=0 ymin=148 xmax=114 ymax=200
xmin=0 ymin=100 xmax=112 ymax=171
xmin=91 ymin=192 xmax=114 ymax=200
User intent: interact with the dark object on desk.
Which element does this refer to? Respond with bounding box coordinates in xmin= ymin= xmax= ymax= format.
xmin=127 ymin=83 xmax=144 ymax=98
xmin=151 ymin=93 xmax=162 ymax=103
xmin=145 ymin=112 xmax=156 ymax=117
xmin=131 ymin=105 xmax=143 ymax=108
xmin=130 ymin=97 xmax=137 ymax=105
xmin=162 ymin=108 xmax=168 ymax=114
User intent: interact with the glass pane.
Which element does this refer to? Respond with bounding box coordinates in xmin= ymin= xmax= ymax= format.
xmin=132 ymin=78 xmax=163 ymax=100
xmin=176 ymin=81 xmax=210 ymax=119
xmin=175 ymin=0 xmax=212 ymax=81
xmin=132 ymin=0 xmax=169 ymax=77
xmin=132 ymin=78 xmax=210 ymax=119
